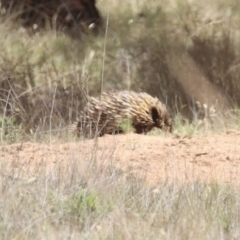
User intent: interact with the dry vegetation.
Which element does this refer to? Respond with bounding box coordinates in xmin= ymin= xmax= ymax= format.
xmin=0 ymin=0 xmax=240 ymax=239
xmin=1 ymin=0 xmax=240 ymax=141
xmin=2 ymin=155 xmax=240 ymax=239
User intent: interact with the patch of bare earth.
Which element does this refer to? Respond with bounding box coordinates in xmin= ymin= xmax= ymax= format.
xmin=1 ymin=131 xmax=240 ymax=186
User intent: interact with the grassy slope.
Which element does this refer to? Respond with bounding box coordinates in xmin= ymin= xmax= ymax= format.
xmin=1 ymin=0 xmax=240 ymax=141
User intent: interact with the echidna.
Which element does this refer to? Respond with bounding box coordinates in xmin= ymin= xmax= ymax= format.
xmin=74 ymin=90 xmax=172 ymax=138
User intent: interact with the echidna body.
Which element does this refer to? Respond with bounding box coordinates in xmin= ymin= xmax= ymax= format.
xmin=74 ymin=91 xmax=172 ymax=138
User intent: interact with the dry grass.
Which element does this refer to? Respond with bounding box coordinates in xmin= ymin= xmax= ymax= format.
xmin=0 ymin=0 xmax=240 ymax=141
xmin=0 ymin=147 xmax=240 ymax=240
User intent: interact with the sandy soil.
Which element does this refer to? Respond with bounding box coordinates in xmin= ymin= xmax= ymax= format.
xmin=1 ymin=131 xmax=240 ymax=186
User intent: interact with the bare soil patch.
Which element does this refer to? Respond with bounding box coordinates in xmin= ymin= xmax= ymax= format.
xmin=1 ymin=131 xmax=240 ymax=186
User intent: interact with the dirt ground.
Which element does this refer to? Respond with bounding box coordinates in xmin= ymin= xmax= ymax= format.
xmin=1 ymin=130 xmax=240 ymax=186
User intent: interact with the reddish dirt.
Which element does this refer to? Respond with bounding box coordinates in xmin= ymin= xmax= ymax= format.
xmin=1 ymin=131 xmax=240 ymax=186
